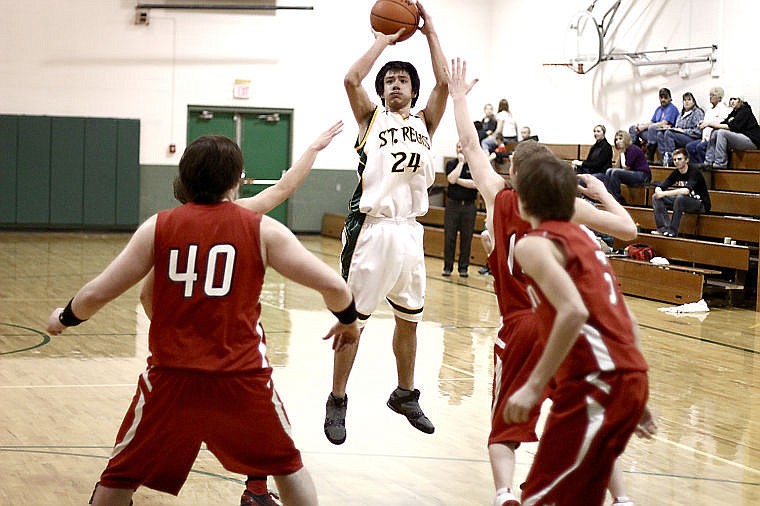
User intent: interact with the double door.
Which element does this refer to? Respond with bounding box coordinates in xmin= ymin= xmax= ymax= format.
xmin=187 ymin=106 xmax=292 ymax=224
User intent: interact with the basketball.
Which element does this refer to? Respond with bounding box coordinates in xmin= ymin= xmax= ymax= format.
xmin=370 ymin=0 xmax=420 ymax=43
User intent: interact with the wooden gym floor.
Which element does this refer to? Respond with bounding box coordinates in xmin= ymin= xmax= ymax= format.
xmin=0 ymin=231 xmax=759 ymax=505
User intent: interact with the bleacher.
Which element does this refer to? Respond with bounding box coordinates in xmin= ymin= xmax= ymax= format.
xmin=320 ymin=146 xmax=760 ymax=310
xmin=558 ymin=144 xmax=760 ymax=309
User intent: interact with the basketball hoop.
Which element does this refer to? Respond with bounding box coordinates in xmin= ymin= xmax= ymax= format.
xmin=543 ymin=8 xmax=602 ymax=75
xmin=542 ymin=62 xmax=586 ymax=75
xmin=544 ymin=1 xmax=718 ymax=75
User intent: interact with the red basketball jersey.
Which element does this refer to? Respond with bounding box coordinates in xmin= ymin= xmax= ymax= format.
xmin=149 ymin=202 xmax=268 ymax=372
xmin=524 ymin=221 xmax=648 ymax=383
xmin=489 ymin=188 xmax=533 ymax=317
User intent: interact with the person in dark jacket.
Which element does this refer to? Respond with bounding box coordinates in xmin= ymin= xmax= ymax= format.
xmin=572 ymin=124 xmax=613 ymax=174
xmin=651 ymin=148 xmax=711 ymax=237
xmin=442 ymin=142 xmax=478 ymax=277
xmin=705 ymin=96 xmax=760 ymax=168
xmin=475 ymin=103 xmax=498 ymax=142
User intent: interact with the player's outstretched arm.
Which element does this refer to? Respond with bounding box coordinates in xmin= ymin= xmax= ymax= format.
xmin=47 ymin=216 xmax=156 ymax=335
xmin=344 ymin=29 xmax=403 ymax=127
xmin=237 ymin=121 xmax=344 ymax=214
xmin=445 ymin=58 xmax=505 ymax=216
xmin=260 ymin=216 xmax=359 ymax=350
xmin=573 ymin=174 xmax=637 ymax=240
xmin=503 ymin=236 xmax=589 ymax=424
xmin=416 ymin=0 xmax=447 ymax=138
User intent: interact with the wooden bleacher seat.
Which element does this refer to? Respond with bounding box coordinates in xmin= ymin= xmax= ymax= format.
xmin=614 ymin=233 xmax=749 ymax=271
xmin=619 ymin=184 xmax=651 ymax=206
xmin=711 ymin=170 xmax=760 ymax=193
xmin=422 ymin=225 xmax=488 ymax=267
xmin=321 ymin=213 xmax=344 ymax=240
xmin=729 ymin=149 xmax=760 ymax=170
xmin=543 ymin=143 xmax=580 ymax=160
xmin=609 ymin=257 xmax=713 ymax=304
xmin=417 ymin=206 xmax=486 ymax=232
xmin=702 ymin=191 xmax=760 ymax=217
xmin=610 ymin=233 xmax=752 ymax=306
xmin=649 ymin=166 xmax=671 ymax=181
xmin=617 ymin=205 xmax=760 ymax=244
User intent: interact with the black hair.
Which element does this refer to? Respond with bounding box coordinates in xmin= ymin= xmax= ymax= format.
xmin=374 ymin=61 xmax=421 ymax=108
xmin=681 ymin=91 xmax=701 ymax=115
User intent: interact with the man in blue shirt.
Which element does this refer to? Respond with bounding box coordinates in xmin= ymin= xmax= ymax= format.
xmin=629 ymin=87 xmax=680 ymax=163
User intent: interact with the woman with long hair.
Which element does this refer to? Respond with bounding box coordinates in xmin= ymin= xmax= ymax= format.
xmin=594 ymin=130 xmax=651 ymax=204
xmin=657 ymin=91 xmax=705 ymax=165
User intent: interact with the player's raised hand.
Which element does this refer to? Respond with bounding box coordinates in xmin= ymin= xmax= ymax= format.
xmin=309 ymin=120 xmax=344 ymax=152
xmin=417 ymin=1 xmax=435 ymax=35
xmin=372 ymin=27 xmax=405 ymax=45
xmin=444 ymin=58 xmax=479 ymax=99
xmin=323 ymin=320 xmax=360 ymax=352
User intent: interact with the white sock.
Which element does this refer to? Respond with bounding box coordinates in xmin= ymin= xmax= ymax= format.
xmin=494 ymin=487 xmax=517 ymax=506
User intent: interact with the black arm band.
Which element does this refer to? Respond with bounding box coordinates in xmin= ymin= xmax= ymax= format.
xmin=331 ymin=297 xmax=357 ymax=325
xmin=59 ymin=298 xmax=86 ymax=327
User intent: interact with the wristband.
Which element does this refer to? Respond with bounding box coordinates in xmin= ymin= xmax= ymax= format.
xmin=58 ymin=298 xmax=86 ymax=327
xmin=331 ymin=297 xmax=357 ymax=325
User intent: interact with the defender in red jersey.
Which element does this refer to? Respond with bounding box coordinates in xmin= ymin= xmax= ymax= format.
xmin=445 ymin=58 xmax=654 ymax=506
xmin=47 ymin=131 xmax=359 ymax=506
xmin=139 ymin=121 xmax=344 ymax=506
xmin=504 ymin=151 xmax=653 ymax=506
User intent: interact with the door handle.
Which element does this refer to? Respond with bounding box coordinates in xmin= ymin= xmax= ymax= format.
xmin=257 ymin=113 xmax=280 ymax=123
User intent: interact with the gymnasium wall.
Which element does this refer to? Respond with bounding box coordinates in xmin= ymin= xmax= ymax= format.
xmin=2 ymin=1 xmax=758 ymax=231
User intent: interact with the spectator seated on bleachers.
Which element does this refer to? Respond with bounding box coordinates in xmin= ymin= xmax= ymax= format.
xmin=486 ymin=133 xmax=517 ymax=167
xmin=657 ymin=92 xmax=704 ymax=165
xmin=481 ymin=98 xmax=518 ymax=153
xmin=519 ymin=126 xmax=539 ymax=142
xmin=629 ymin=87 xmax=680 ymax=163
xmin=594 ymin=130 xmax=651 ymax=204
xmin=650 ymin=148 xmax=710 ymax=237
xmin=704 ymin=95 xmax=760 ymax=169
xmin=475 ymin=103 xmax=497 ymax=143
xmin=686 ymin=86 xmax=731 ymax=165
xmin=571 ymin=124 xmax=612 ymax=175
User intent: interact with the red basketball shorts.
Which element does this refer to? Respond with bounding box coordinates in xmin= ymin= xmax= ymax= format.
xmin=98 ymin=367 xmax=303 ymax=495
xmin=521 ymin=370 xmax=648 ymax=506
xmin=489 ymin=313 xmax=545 ymax=446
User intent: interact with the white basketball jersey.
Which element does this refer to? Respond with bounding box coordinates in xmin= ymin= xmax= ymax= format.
xmin=352 ymin=107 xmax=435 ymax=218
